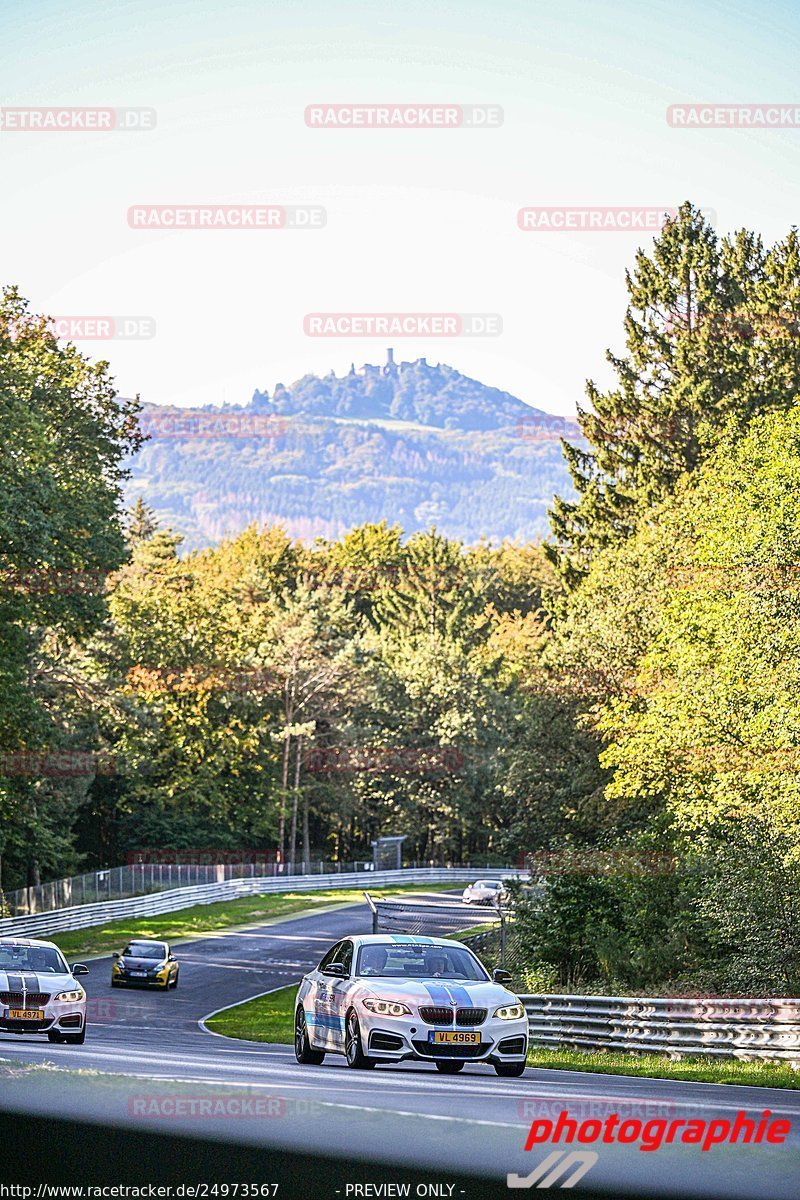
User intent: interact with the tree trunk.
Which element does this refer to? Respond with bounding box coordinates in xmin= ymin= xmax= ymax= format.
xmin=278 ymin=732 xmax=290 ymax=864
xmin=302 ymin=788 xmax=311 ymax=867
xmin=289 ymin=734 xmax=302 ymax=870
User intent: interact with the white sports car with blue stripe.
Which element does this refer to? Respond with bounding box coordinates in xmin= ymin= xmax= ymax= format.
xmin=294 ymin=934 xmax=528 ymax=1076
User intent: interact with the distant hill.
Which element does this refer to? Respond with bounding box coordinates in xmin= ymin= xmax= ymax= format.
xmin=126 ymin=351 xmax=581 ymax=551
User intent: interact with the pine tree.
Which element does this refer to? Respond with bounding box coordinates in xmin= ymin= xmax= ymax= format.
xmin=126 ymin=497 xmax=158 ymax=547
xmin=547 ymin=202 xmax=800 ymax=586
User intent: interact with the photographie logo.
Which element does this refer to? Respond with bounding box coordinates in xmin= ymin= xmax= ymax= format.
xmin=304 ymin=313 xmax=502 ymax=337
xmin=128 ymin=205 xmax=326 ymax=230
xmin=305 ymin=103 xmax=503 ymax=129
xmin=0 ymin=750 xmax=116 ymax=778
xmin=509 ymin=1108 xmax=791 ymax=1188
xmin=518 ymin=207 xmax=679 ymax=232
xmin=0 ymin=107 xmax=156 ymax=132
xmin=138 ymin=411 xmax=287 ymax=440
xmin=47 ymin=316 xmax=156 ymax=341
xmin=304 ymin=745 xmax=464 ymax=776
xmin=668 ymin=104 xmax=800 ymax=128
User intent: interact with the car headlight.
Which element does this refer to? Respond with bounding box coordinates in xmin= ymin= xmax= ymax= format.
xmin=362 ymin=998 xmax=411 ymax=1017
xmin=54 ymin=990 xmax=85 ymax=1003
xmin=493 ymin=1003 xmax=524 ymax=1020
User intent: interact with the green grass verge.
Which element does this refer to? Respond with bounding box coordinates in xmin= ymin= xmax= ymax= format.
xmin=527 ymin=1046 xmax=800 ymax=1088
xmin=206 ymin=993 xmax=800 ymax=1087
xmin=49 ymin=883 xmax=439 ymax=960
xmin=206 ymin=984 xmax=297 ymax=1044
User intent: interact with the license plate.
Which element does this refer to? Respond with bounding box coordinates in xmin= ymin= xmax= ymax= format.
xmin=429 ymin=1031 xmax=481 ymax=1044
xmin=130 ymin=971 xmax=146 ymax=977
xmin=6 ymin=1009 xmax=44 ymax=1020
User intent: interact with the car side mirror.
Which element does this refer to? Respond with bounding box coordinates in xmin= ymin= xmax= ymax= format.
xmin=493 ymin=968 xmax=513 ymax=984
xmin=72 ymin=964 xmax=89 ymax=977
xmin=168 ymin=954 xmax=175 ymax=961
xmin=112 ymin=952 xmax=120 ymax=959
xmin=323 ymin=962 xmax=347 ymax=977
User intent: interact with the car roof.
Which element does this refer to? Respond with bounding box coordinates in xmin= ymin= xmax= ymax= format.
xmin=341 ymin=934 xmax=467 ymax=948
xmin=0 ymin=937 xmax=61 ymax=949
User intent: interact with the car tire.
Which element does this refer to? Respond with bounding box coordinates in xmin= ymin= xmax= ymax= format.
xmin=294 ymin=1008 xmax=325 ymax=1065
xmin=344 ymin=1010 xmax=375 ymax=1069
xmin=435 ymin=1061 xmax=464 ymax=1073
xmin=63 ymin=1025 xmax=86 ymax=1045
xmin=47 ymin=1031 xmax=64 ymax=1043
xmin=111 ymin=980 xmax=121 ymax=988
xmin=494 ymin=1061 xmax=526 ymax=1077
xmin=171 ymin=971 xmax=179 ymax=989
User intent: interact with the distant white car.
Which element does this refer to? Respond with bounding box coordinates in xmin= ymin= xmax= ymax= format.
xmin=462 ymin=879 xmax=507 ymax=906
xmin=294 ymin=934 xmax=528 ymax=1077
xmin=0 ymin=937 xmax=89 ymax=1044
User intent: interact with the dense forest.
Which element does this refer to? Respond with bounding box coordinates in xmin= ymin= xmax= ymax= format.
xmin=2 ymin=202 xmax=800 ymax=993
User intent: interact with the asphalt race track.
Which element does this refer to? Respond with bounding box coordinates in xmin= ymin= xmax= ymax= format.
xmin=1 ymin=895 xmax=799 ymax=1199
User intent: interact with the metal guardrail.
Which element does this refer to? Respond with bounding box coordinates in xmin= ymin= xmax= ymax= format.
xmin=0 ymin=867 xmax=483 ymax=939
xmin=519 ymin=993 xmax=800 ymax=1065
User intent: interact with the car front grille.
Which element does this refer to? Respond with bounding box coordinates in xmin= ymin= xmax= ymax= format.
xmin=418 ymin=1006 xmax=488 ymax=1026
xmin=456 ymin=1008 xmax=487 ymax=1026
xmin=419 ymin=1006 xmax=453 ymax=1025
xmin=0 ymin=991 xmax=51 ymax=1006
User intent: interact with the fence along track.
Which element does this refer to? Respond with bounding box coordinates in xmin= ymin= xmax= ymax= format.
xmin=0 ymin=867 xmax=489 ymax=939
xmin=519 ymin=993 xmax=800 ymax=1066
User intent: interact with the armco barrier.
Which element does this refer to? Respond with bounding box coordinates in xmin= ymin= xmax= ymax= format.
xmin=519 ymin=993 xmax=800 ymax=1066
xmin=0 ymin=867 xmax=490 ymax=939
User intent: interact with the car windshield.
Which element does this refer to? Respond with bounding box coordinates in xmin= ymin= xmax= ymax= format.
xmin=356 ymin=942 xmax=489 ymax=981
xmin=0 ymin=944 xmax=68 ymax=974
xmin=122 ymin=943 xmax=165 ymax=958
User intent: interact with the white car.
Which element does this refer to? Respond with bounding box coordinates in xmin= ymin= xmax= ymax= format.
xmin=294 ymin=934 xmax=528 ymax=1077
xmin=462 ymin=879 xmax=507 ymax=906
xmin=0 ymin=938 xmax=89 ymax=1044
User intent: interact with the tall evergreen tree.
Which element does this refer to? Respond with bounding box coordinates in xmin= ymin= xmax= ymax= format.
xmin=547 ymin=203 xmax=800 ymax=586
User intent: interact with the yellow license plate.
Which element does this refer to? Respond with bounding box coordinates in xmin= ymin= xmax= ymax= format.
xmin=7 ymin=1009 xmax=44 ymax=1020
xmin=430 ymin=1031 xmax=481 ymax=1044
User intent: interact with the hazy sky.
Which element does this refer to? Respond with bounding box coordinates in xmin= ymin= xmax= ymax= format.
xmin=2 ymin=0 xmax=799 ymax=415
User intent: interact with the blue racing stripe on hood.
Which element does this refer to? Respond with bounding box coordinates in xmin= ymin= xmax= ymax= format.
xmin=421 ymin=982 xmax=453 ymax=1007
xmin=442 ymin=983 xmax=472 ymax=1007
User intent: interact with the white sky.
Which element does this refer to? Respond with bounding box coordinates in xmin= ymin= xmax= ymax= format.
xmin=2 ymin=0 xmax=800 ymax=415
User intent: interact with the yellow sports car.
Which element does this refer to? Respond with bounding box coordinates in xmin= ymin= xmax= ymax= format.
xmin=111 ymin=939 xmax=179 ymax=989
